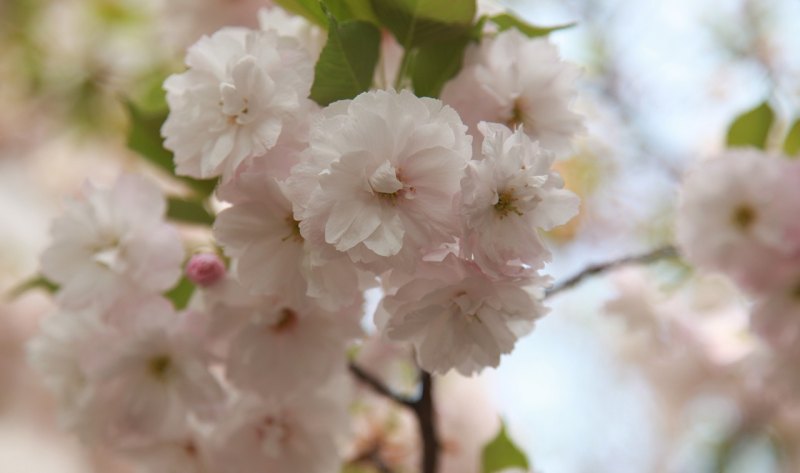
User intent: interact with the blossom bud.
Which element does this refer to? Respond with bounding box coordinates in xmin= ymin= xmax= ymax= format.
xmin=186 ymin=253 xmax=226 ymax=287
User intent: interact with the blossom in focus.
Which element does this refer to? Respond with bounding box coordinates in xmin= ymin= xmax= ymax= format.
xmin=460 ymin=122 xmax=579 ymax=277
xmin=292 ymin=89 xmax=472 ymax=272
xmin=442 ymin=28 xmax=584 ymax=155
xmin=676 ymin=150 xmax=800 ymax=292
xmin=40 ymin=174 xmax=183 ymax=310
xmin=380 ymin=254 xmax=547 ymax=375
xmin=162 ymin=27 xmax=315 ymax=180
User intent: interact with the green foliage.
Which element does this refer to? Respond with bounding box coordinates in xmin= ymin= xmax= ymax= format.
xmin=166 ymin=197 xmax=215 ymax=226
xmin=726 ymin=101 xmax=774 ymax=149
xmin=125 ymin=103 xmax=217 ymax=197
xmin=487 ymin=13 xmax=575 ymax=38
xmin=783 ymin=119 xmax=800 ymax=157
xmin=164 ymin=276 xmax=195 ymax=310
xmin=310 ymin=10 xmax=381 ymax=106
xmin=411 ymin=32 xmax=471 ymax=97
xmin=324 ymin=0 xmax=379 ymax=23
xmin=370 ymin=0 xmax=476 ymax=48
xmin=481 ymin=422 xmax=530 ymax=473
xmin=274 ymin=0 xmax=328 ymax=26
xmin=6 ymin=275 xmax=58 ymax=300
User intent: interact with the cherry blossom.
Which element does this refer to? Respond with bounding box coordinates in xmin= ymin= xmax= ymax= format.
xmin=380 ymin=254 xmax=547 ymax=375
xmin=460 ymin=122 xmax=579 ymax=277
xmin=40 ymin=174 xmax=183 ymax=310
xmin=292 ymin=89 xmax=472 ymax=272
xmin=442 ymin=28 xmax=584 ymax=155
xmin=163 ymin=27 xmax=315 ymax=180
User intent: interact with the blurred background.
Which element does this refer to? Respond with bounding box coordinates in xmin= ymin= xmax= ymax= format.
xmin=1 ymin=0 xmax=799 ymax=471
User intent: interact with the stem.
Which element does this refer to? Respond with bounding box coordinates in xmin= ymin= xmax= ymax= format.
xmin=416 ymin=371 xmax=438 ymax=473
xmin=393 ymin=50 xmax=413 ymax=90
xmin=349 ymin=245 xmax=678 ymax=473
xmin=546 ymin=245 xmax=677 ymax=298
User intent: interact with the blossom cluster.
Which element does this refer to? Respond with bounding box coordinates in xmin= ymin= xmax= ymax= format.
xmin=29 ymin=4 xmax=582 ymax=472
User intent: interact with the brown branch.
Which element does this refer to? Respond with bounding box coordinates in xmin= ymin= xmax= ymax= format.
xmin=415 ymin=371 xmax=438 ymax=473
xmin=348 ymin=363 xmax=438 ymax=473
xmin=348 ymin=363 xmax=416 ymax=408
xmin=545 ymin=245 xmax=678 ymax=298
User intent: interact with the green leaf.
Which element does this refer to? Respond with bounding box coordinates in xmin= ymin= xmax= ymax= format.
xmin=274 ymin=0 xmax=328 ymax=27
xmin=126 ymin=103 xmax=217 ymax=197
xmin=411 ymin=32 xmax=471 ymax=98
xmin=310 ymin=13 xmax=381 ymax=106
xmin=324 ymin=0 xmax=379 ymax=23
xmin=165 ymin=276 xmax=195 ymax=310
xmin=370 ymin=0 xmax=476 ymax=48
xmin=784 ymin=119 xmax=800 ymax=156
xmin=726 ymin=101 xmax=775 ymax=149
xmin=481 ymin=422 xmax=529 ymax=473
xmin=488 ymin=13 xmax=576 ymax=38
xmin=167 ymin=197 xmax=215 ymax=226
xmin=127 ymin=103 xmax=173 ymax=171
xmin=6 ymin=275 xmax=58 ymax=300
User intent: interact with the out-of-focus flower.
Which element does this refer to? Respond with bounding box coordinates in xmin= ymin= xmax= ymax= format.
xmin=211 ymin=375 xmax=352 ymax=473
xmin=40 ymin=174 xmax=183 ymax=310
xmin=258 ymin=6 xmax=326 ymax=61
xmin=225 ymin=296 xmax=360 ymax=400
xmin=676 ymin=150 xmax=800 ymax=293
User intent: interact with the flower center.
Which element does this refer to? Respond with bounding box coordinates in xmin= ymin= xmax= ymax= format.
xmin=272 ymin=308 xmax=298 ymax=333
xmin=731 ymin=204 xmax=756 ymax=231
xmin=369 ymin=162 xmax=404 ymax=204
xmin=281 ymin=216 xmax=304 ymax=243
xmin=494 ymin=190 xmax=524 ymax=218
xmin=148 ymin=355 xmax=172 ymax=382
xmin=256 ymin=416 xmax=289 ymax=458
xmin=506 ymin=99 xmax=527 ymax=129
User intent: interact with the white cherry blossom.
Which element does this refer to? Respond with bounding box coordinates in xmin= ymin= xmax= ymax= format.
xmin=163 ymin=27 xmax=315 ymax=180
xmin=225 ymin=295 xmax=360 ymax=399
xmin=442 ymin=28 xmax=584 ymax=155
xmin=40 ymin=174 xmax=183 ymax=310
xmin=676 ymin=150 xmax=800 ymax=292
xmin=380 ymin=254 xmax=547 ymax=375
xmin=292 ymin=89 xmax=472 ymax=272
xmin=214 ymin=166 xmax=364 ymax=309
xmin=460 ymin=122 xmax=579 ymax=277
xmin=211 ymin=375 xmax=351 ymax=473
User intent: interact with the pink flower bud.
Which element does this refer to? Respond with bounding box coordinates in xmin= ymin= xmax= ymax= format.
xmin=186 ymin=253 xmax=226 ymax=287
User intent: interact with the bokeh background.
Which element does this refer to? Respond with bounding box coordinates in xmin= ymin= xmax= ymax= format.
xmin=1 ymin=0 xmax=799 ymax=471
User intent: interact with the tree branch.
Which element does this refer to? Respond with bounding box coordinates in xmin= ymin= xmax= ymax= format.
xmin=348 ymin=362 xmax=416 ymax=408
xmin=545 ymin=245 xmax=677 ymax=298
xmin=416 ymin=371 xmax=438 ymax=473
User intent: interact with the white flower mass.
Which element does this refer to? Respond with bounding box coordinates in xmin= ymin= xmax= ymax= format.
xmin=30 ymin=6 xmax=587 ymax=473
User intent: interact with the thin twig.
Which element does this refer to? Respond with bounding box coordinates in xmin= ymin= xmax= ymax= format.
xmin=545 ymin=245 xmax=678 ymax=298
xmin=348 ymin=363 xmax=416 ymax=408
